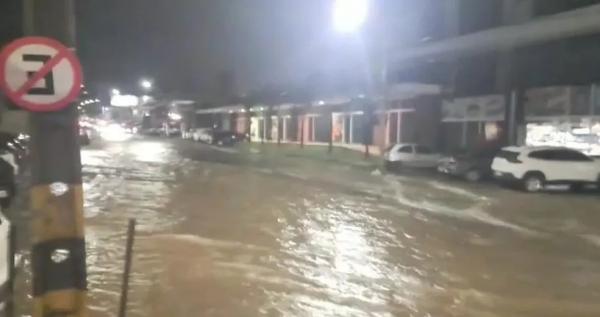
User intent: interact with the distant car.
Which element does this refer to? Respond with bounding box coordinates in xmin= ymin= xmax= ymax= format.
xmin=492 ymin=146 xmax=600 ymax=192
xmin=0 ymin=133 xmax=26 ymax=166
xmin=192 ymin=128 xmax=213 ymax=143
xmin=163 ymin=123 xmax=181 ymax=137
xmin=79 ymin=127 xmax=91 ymax=146
xmin=212 ymin=131 xmax=246 ymax=146
xmin=181 ymin=129 xmax=194 ymax=140
xmin=438 ymin=149 xmax=498 ymax=182
xmin=383 ymin=143 xmax=442 ymax=171
xmin=121 ymin=122 xmax=139 ymax=135
xmin=0 ymin=159 xmax=15 ymax=208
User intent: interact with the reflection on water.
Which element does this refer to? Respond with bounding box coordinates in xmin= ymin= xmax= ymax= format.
xmin=13 ymin=139 xmax=600 ymax=316
xmin=81 ymin=141 xmax=183 ymax=315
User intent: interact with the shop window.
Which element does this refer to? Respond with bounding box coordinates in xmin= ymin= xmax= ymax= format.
xmin=388 ymin=112 xmax=399 ymax=144
xmin=352 ymin=114 xmax=366 ymax=144
xmin=466 ymin=122 xmax=483 ymax=148
xmin=307 ymin=117 xmax=315 ymax=141
xmin=400 ymin=112 xmax=417 ymax=143
xmin=284 ymin=117 xmax=295 ymax=141
xmin=442 ymin=122 xmax=464 ymax=152
xmin=314 ymin=116 xmax=329 ymax=143
xmin=332 ymin=114 xmax=344 ymax=142
xmin=571 ymin=86 xmax=591 ymax=116
xmin=594 ymin=85 xmax=600 ymax=115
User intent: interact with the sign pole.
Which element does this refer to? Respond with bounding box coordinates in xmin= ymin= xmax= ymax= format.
xmin=22 ymin=1 xmax=88 ymax=316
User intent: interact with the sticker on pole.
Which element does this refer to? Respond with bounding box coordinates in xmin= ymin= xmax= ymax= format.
xmin=0 ymin=37 xmax=83 ymax=112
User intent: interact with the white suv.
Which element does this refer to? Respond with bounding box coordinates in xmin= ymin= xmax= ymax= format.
xmin=492 ymin=146 xmax=600 ymax=192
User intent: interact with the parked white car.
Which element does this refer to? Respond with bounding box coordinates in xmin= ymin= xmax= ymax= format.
xmin=192 ymin=128 xmax=213 ymax=143
xmin=383 ymin=143 xmax=442 ymax=170
xmin=492 ymin=146 xmax=600 ymax=192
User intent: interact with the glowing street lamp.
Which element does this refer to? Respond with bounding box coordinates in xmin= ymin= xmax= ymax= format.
xmin=111 ymin=88 xmax=121 ymax=96
xmin=333 ymin=0 xmax=369 ymax=33
xmin=140 ymin=79 xmax=153 ymax=91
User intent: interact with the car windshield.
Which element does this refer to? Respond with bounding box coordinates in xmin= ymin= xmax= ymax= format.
xmin=384 ymin=144 xmax=396 ymax=152
xmin=3 ymin=1 xmax=600 ymax=316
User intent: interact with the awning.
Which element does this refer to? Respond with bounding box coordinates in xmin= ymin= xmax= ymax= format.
xmin=196 ymin=105 xmax=244 ymax=114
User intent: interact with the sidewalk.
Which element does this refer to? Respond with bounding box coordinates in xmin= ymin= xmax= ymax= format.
xmin=238 ymin=142 xmax=383 ymax=171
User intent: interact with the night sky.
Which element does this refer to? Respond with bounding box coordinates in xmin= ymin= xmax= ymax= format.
xmin=0 ymin=0 xmax=451 ymax=98
xmin=11 ymin=1 xmax=597 ymax=99
xmin=75 ymin=0 xmax=431 ymax=97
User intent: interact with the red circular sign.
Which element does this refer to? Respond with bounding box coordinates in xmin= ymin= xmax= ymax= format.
xmin=0 ymin=37 xmax=83 ymax=112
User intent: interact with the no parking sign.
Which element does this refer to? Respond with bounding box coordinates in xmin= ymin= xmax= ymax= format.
xmin=0 ymin=37 xmax=83 ymax=112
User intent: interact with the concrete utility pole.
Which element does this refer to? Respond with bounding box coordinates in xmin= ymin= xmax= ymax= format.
xmin=23 ymin=1 xmax=88 ymax=316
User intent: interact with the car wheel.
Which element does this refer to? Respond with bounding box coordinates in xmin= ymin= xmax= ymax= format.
xmin=522 ymin=173 xmax=545 ymax=193
xmin=384 ymin=161 xmax=402 ymax=173
xmin=464 ymin=169 xmax=481 ymax=182
xmin=384 ymin=161 xmax=392 ymax=171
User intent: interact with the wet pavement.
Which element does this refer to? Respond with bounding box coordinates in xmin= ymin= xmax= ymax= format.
xmin=11 ymin=137 xmax=600 ymax=316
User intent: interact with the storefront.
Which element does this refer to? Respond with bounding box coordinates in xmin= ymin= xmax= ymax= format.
xmin=525 ymin=85 xmax=600 ymax=155
xmin=374 ymin=83 xmax=442 ymax=150
xmin=384 ymin=109 xmax=416 ymax=145
xmin=270 ymin=115 xmax=293 ymax=141
xmin=250 ymin=116 xmax=266 ymax=142
xmin=441 ymin=95 xmax=505 ymax=152
xmin=235 ymin=114 xmax=248 ymax=134
xmin=269 ymin=115 xmax=293 ymax=141
xmin=296 ymin=114 xmax=330 ymax=143
xmin=332 ymin=111 xmax=365 ymax=144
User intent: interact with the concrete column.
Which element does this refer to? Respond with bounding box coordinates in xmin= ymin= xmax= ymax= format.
xmin=498 ymin=0 xmax=533 ymax=146
xmin=443 ymin=0 xmax=460 ymax=37
xmin=444 ymin=0 xmax=461 ymax=96
xmin=496 ymin=0 xmax=534 ymax=92
xmin=265 ymin=107 xmax=273 ymax=141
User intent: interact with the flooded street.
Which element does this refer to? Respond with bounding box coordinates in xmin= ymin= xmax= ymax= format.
xmin=12 ymin=138 xmax=600 ymax=316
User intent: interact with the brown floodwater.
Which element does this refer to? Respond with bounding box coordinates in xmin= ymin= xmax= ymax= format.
xmin=11 ymin=139 xmax=600 ymax=316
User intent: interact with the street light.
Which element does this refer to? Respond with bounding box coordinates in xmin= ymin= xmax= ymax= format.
xmin=111 ymin=88 xmax=120 ymax=95
xmin=140 ymin=79 xmax=153 ymax=90
xmin=333 ymin=0 xmax=369 ymax=33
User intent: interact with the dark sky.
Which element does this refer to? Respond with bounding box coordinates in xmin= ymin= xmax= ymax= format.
xmin=77 ymin=0 xmax=365 ymax=96
xmin=5 ymin=0 xmax=600 ymax=99
xmin=75 ymin=0 xmax=433 ymax=97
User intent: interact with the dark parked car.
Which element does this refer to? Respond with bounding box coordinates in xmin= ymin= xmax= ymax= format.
xmin=212 ymin=131 xmax=247 ymax=146
xmin=0 ymin=158 xmax=15 ymax=208
xmin=79 ymin=127 xmax=91 ymax=146
xmin=437 ymin=149 xmax=498 ymax=182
